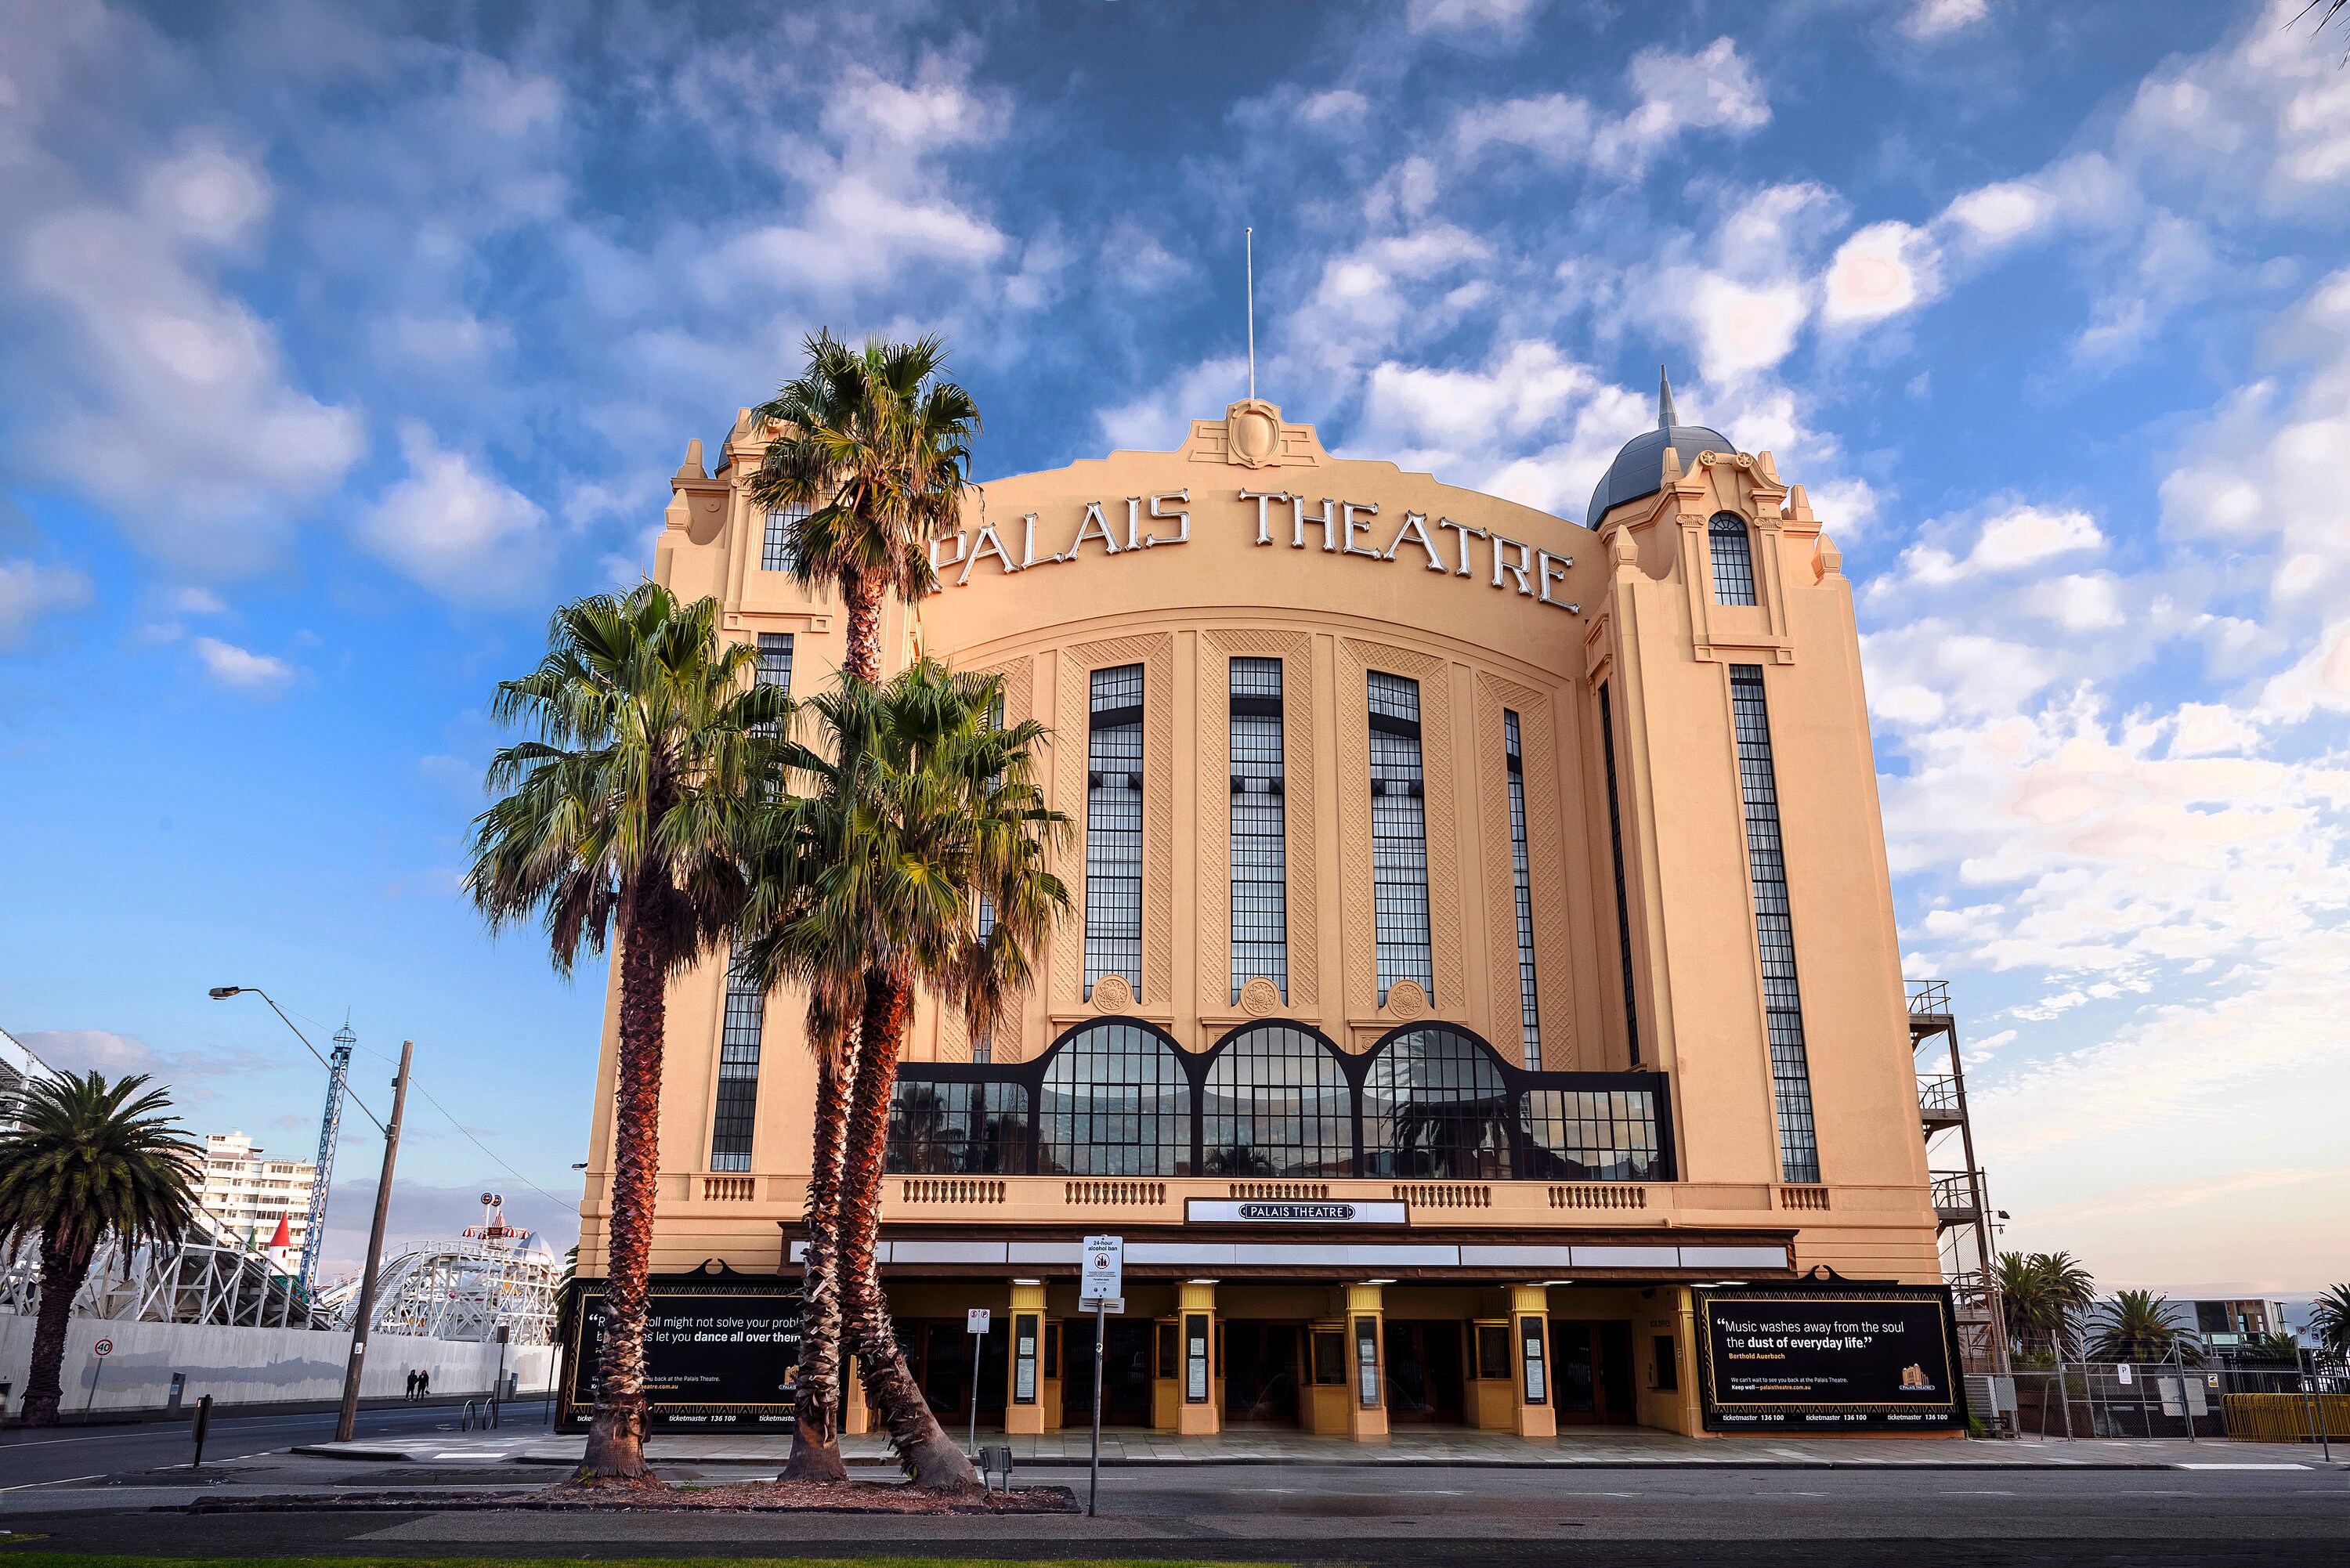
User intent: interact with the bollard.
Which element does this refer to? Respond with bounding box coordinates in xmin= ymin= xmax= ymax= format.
xmin=191 ymin=1394 xmax=213 ymax=1469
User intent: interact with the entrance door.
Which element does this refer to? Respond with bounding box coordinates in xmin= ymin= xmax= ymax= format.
xmin=1061 ymin=1317 xmax=1154 ymax=1426
xmin=1383 ymin=1321 xmax=1466 ymax=1423
xmin=909 ymin=1320 xmax=1009 ymax=1425
xmin=1224 ymin=1322 xmax=1302 ymax=1426
xmin=1550 ymin=1320 xmax=1636 ymax=1425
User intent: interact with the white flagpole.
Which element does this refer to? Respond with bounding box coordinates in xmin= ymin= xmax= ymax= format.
xmin=1246 ymin=226 xmax=1256 ymax=402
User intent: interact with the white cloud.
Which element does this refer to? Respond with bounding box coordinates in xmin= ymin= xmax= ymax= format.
xmin=139 ymin=145 xmax=273 ymax=245
xmin=358 ymin=422 xmax=553 ymax=605
xmin=1453 ymin=95 xmax=1593 ymax=164
xmin=193 ymin=637 xmax=295 ymax=693
xmin=1658 ymin=269 xmax=1808 ymax=381
xmin=1594 ymin=38 xmax=1770 ymax=177
xmin=1894 ymin=503 xmax=2105 ymax=585
xmin=1297 ymin=89 xmax=1368 ymax=127
xmin=0 ymin=558 xmax=92 ymax=648
xmin=1096 ymin=356 xmax=1249 ymax=453
xmin=1900 ymin=0 xmax=1990 ymax=42
xmin=1405 ymin=0 xmax=1546 ymax=36
xmin=1820 ymin=220 xmax=1942 ymax=326
xmin=1940 ymin=179 xmax=2059 ymax=249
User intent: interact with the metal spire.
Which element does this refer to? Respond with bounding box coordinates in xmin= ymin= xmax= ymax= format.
xmin=1658 ymin=364 xmax=1678 ymax=431
xmin=299 ymin=1017 xmax=355 ymax=1301
xmin=1246 ymin=227 xmax=1256 ymax=402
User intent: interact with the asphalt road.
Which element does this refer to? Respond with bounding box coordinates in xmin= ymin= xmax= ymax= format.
xmin=0 ymin=1396 xmax=557 ymax=1491
xmin=0 ymin=1449 xmax=2345 ymax=1565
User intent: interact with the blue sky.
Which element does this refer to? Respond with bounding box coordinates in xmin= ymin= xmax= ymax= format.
xmin=2 ymin=0 xmax=2345 ymax=1295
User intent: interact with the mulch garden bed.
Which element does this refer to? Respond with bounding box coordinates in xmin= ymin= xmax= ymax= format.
xmin=186 ymin=1479 xmax=1080 ymax=1515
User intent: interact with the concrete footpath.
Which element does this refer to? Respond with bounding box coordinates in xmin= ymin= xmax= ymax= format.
xmin=297 ymin=1423 xmax=2346 ymax=1470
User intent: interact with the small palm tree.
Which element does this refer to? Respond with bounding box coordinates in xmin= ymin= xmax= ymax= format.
xmin=469 ymin=583 xmax=789 ymax=1482
xmin=2088 ymin=1289 xmax=2187 ymax=1364
xmin=1998 ymin=1251 xmax=2097 ymax=1357
xmin=2311 ymin=1284 xmax=2350 ymax=1364
xmin=746 ymin=332 xmax=981 ymax=683
xmin=743 ymin=663 xmax=1068 ymax=1492
xmin=0 ymin=1074 xmax=199 ymax=1426
xmin=2247 ymin=1331 xmax=2304 ymax=1365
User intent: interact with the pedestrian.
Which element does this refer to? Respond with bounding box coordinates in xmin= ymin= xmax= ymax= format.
xmin=418 ymin=1368 xmax=429 ymax=1400
xmin=404 ymin=1370 xmax=418 ymax=1400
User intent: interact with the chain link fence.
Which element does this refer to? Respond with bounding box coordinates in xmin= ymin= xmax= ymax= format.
xmin=1992 ymin=1360 xmax=2344 ymax=1447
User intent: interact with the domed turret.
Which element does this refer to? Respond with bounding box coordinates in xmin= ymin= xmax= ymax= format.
xmin=1585 ymin=367 xmax=1735 ymax=526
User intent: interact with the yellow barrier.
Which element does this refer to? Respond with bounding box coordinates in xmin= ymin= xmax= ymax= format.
xmin=2222 ymin=1393 xmax=2350 ymax=1442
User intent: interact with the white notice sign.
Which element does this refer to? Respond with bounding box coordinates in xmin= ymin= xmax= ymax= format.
xmin=967 ymin=1308 xmax=992 ymax=1335
xmin=1081 ymin=1234 xmax=1124 ymax=1305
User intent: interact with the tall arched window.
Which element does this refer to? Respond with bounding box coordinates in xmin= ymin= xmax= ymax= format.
xmin=1363 ymin=1026 xmax=1514 ymax=1179
xmin=1709 ymin=512 xmax=1756 ymax=605
xmin=1039 ymin=1021 xmax=1189 ymax=1176
xmin=1202 ymin=1024 xmax=1352 ymax=1178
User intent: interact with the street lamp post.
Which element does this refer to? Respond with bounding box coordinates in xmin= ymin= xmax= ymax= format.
xmin=210 ymin=987 xmax=409 ymax=1443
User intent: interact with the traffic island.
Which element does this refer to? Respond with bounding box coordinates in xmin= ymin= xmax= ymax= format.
xmin=183 ymin=1479 xmax=1081 ymax=1515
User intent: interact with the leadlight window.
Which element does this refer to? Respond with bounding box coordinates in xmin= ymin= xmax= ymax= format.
xmin=1599 ymin=682 xmax=1640 ymax=1066
xmin=762 ymin=504 xmax=808 ymax=573
xmin=1229 ymin=657 xmax=1288 ymax=1003
xmin=1084 ymin=665 xmax=1144 ymax=999
xmin=1363 ymin=1026 xmax=1513 ymax=1179
xmin=710 ymin=945 xmax=763 ymax=1172
xmin=1504 ymin=710 xmax=1541 ymax=1068
xmin=1709 ymin=513 xmax=1756 ymax=606
xmin=971 ymin=895 xmax=996 ymax=1064
xmin=1520 ymin=1088 xmax=1661 ymax=1182
xmin=1039 ymin=1021 xmax=1188 ymax=1176
xmin=1202 ymin=1024 xmax=1350 ymax=1178
xmin=886 ymin=1080 xmax=1031 ymax=1175
xmin=1368 ymin=672 xmax=1433 ymax=1006
xmin=1730 ymin=665 xmax=1819 ymax=1183
xmin=756 ymin=630 xmax=794 ymax=692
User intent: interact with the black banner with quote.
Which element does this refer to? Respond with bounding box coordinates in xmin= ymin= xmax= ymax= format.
xmin=1694 ymin=1282 xmax=1968 ymax=1433
xmin=557 ymin=1262 xmax=802 ymax=1433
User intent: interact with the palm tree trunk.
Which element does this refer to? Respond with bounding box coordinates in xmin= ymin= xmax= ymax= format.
xmin=18 ymin=1235 xmax=94 ymax=1428
xmin=779 ymin=1052 xmax=851 ymax=1483
xmin=578 ymin=894 xmax=664 ymax=1483
xmin=838 ymin=970 xmax=982 ymax=1494
xmin=841 ymin=573 xmax=881 ymax=684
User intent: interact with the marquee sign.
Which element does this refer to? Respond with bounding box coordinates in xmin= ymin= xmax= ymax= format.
xmin=558 ymin=1263 xmax=802 ymax=1433
xmin=1186 ymin=1198 xmax=1410 ymax=1225
xmin=930 ymin=489 xmax=1578 ymax=612
xmin=1692 ymin=1282 xmax=1969 ymax=1433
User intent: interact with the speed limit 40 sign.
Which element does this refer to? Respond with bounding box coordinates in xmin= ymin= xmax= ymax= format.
xmin=92 ymin=1338 xmax=113 ymax=1357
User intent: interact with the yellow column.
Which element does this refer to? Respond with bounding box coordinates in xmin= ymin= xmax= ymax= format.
xmin=1003 ymin=1281 xmax=1050 ymax=1436
xmin=1177 ymin=1281 xmax=1220 ymax=1436
xmin=1344 ymin=1283 xmax=1388 ymax=1442
xmin=843 ymin=1354 xmax=870 ymax=1435
xmin=1511 ymin=1284 xmax=1555 ymax=1440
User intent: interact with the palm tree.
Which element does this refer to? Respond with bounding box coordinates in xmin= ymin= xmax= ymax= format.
xmin=2087 ymin=1289 xmax=2188 ymax=1364
xmin=0 ymin=1074 xmax=199 ymax=1426
xmin=1998 ymin=1251 xmax=2097 ymax=1358
xmin=743 ymin=333 xmax=981 ymax=1481
xmin=468 ymin=583 xmax=789 ymax=1482
xmin=743 ymin=663 xmax=1068 ymax=1491
xmin=746 ymin=332 xmax=981 ymax=682
xmin=2311 ymin=1284 xmax=2350 ymax=1364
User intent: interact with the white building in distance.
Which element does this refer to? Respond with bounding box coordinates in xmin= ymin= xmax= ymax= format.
xmin=199 ymin=1132 xmax=319 ymax=1270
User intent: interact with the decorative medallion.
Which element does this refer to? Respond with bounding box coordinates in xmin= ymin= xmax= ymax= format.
xmin=1383 ymin=979 xmax=1428 ymax=1021
xmin=1224 ymin=399 xmax=1284 ymax=469
xmin=1090 ymin=974 xmax=1133 ymax=1013
xmin=1238 ymin=977 xmax=1282 ymax=1017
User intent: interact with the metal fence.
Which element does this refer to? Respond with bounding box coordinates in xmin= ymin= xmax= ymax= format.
xmin=2001 ymin=1360 xmax=2344 ymax=1447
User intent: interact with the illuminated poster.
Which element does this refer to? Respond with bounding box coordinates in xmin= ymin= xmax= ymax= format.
xmin=559 ymin=1263 xmax=802 ymax=1433
xmin=1694 ymin=1284 xmax=1968 ymax=1433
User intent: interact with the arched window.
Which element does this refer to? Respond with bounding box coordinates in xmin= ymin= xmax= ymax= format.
xmin=1363 ymin=1025 xmax=1514 ymax=1179
xmin=1708 ymin=512 xmax=1756 ymax=605
xmin=1039 ymin=1021 xmax=1189 ymax=1176
xmin=887 ymin=1080 xmax=1032 ymax=1176
xmin=1202 ymin=1024 xmax=1352 ymax=1178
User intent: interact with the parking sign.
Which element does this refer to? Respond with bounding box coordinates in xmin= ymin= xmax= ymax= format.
xmin=967 ymin=1308 xmax=991 ymax=1335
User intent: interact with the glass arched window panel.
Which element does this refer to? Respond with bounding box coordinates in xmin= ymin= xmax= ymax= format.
xmin=1708 ymin=512 xmax=1756 ymax=605
xmin=1363 ymin=1026 xmax=1515 ymax=1180
xmin=1039 ymin=1022 xmax=1190 ymax=1176
xmin=1202 ymin=1024 xmax=1353 ymax=1178
xmin=887 ymin=1079 xmax=1032 ymax=1176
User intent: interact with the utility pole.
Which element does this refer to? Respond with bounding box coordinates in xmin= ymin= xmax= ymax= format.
xmin=336 ymin=1039 xmax=412 ymax=1443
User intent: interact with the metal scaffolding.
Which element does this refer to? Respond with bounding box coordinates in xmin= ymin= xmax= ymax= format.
xmin=297 ymin=1019 xmax=356 ymax=1301
xmin=1909 ymin=978 xmax=2009 ymax=1378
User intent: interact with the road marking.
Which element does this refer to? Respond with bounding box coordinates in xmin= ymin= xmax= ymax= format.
xmin=1942 ymin=1490 xmax=2016 ymax=1496
xmin=2178 ymin=1463 xmax=2308 ymax=1470
xmin=0 ymin=1474 xmax=102 ymax=1493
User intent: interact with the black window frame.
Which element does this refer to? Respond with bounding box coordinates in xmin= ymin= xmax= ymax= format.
xmin=1708 ymin=511 xmax=1757 ymax=606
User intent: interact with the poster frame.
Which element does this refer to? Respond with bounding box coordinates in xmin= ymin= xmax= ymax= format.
xmin=1691 ymin=1278 xmax=1971 ymax=1434
xmin=556 ymin=1259 xmax=803 ymax=1433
